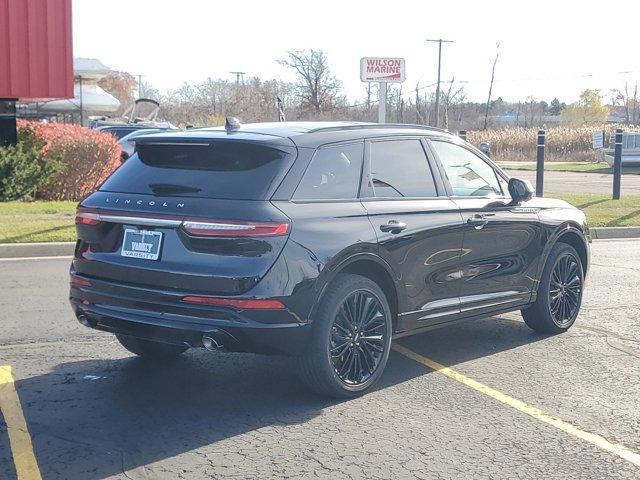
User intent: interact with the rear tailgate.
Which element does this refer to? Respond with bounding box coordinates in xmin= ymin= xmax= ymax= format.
xmin=72 ymin=135 xmax=296 ymax=295
xmin=74 ymin=194 xmax=290 ymax=294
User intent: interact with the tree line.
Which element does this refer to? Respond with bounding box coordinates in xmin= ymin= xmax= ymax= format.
xmin=98 ymin=49 xmax=634 ymax=130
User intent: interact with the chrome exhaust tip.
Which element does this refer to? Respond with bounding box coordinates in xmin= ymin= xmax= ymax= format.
xmin=202 ymin=335 xmax=222 ymax=352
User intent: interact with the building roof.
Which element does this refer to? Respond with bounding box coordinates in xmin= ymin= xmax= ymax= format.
xmin=74 ymin=58 xmax=113 ymax=79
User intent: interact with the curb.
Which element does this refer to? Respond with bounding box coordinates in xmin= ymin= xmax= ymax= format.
xmin=0 ymin=241 xmax=74 ymax=258
xmin=591 ymin=227 xmax=640 ymax=239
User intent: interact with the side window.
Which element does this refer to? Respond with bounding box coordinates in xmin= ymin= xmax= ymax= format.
xmin=294 ymin=143 xmax=363 ymax=200
xmin=431 ymin=141 xmax=502 ymax=197
xmin=369 ymin=140 xmax=437 ymax=198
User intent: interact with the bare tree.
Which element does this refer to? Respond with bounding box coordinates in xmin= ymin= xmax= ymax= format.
xmin=633 ymin=83 xmax=638 ymax=124
xmin=442 ymin=77 xmax=464 ymax=129
xmin=624 ymin=84 xmax=630 ymax=124
xmin=483 ymin=42 xmax=500 ymax=130
xmin=278 ymin=49 xmax=341 ymax=114
xmin=456 ymin=91 xmax=467 ymax=124
xmin=395 ymin=85 xmax=404 ymax=122
xmin=98 ymin=71 xmax=137 ymax=115
xmin=610 ymin=83 xmax=640 ymax=125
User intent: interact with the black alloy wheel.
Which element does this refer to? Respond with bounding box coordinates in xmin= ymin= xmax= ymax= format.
xmin=548 ymin=252 xmax=582 ymax=327
xmin=298 ymin=274 xmax=393 ymax=398
xmin=522 ymin=242 xmax=584 ymax=334
xmin=330 ymin=290 xmax=388 ymax=386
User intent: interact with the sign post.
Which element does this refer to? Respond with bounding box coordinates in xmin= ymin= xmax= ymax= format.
xmin=360 ymin=57 xmax=405 ymax=123
xmin=378 ymin=83 xmax=387 ymax=123
xmin=592 ymin=129 xmax=606 ymax=165
xmin=592 ymin=130 xmax=604 ymax=150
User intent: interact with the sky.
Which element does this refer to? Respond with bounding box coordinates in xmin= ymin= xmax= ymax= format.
xmin=72 ymin=0 xmax=640 ymax=104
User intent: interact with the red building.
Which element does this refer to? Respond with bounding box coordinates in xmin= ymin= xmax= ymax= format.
xmin=0 ymin=0 xmax=73 ymax=145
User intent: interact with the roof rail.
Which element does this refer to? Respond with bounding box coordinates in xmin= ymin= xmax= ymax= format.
xmin=307 ymin=123 xmax=448 ymax=134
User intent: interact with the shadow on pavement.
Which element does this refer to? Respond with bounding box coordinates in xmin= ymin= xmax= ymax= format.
xmin=2 ymin=315 xmax=548 ymax=479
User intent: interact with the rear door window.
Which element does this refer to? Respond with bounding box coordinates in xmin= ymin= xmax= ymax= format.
xmin=100 ymin=141 xmax=296 ymax=200
xmin=369 ymin=139 xmax=438 ymax=198
xmin=293 ymin=143 xmax=363 ymax=200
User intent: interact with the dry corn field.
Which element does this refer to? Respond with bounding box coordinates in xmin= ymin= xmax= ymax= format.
xmin=467 ymin=125 xmax=639 ymax=163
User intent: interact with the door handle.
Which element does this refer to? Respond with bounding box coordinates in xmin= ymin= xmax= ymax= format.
xmin=380 ymin=220 xmax=407 ymax=234
xmin=467 ymin=214 xmax=490 ymax=229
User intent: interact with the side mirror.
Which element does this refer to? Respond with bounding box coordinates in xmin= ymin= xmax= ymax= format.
xmin=508 ymin=177 xmax=534 ymax=204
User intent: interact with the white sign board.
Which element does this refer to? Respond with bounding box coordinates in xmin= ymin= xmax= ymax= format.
xmin=593 ymin=131 xmax=604 ymax=149
xmin=360 ymin=57 xmax=405 ymax=83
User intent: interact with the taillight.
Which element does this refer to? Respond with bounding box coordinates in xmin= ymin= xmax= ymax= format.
xmin=182 ymin=296 xmax=285 ymax=310
xmin=182 ymin=220 xmax=289 ymax=237
xmin=75 ymin=210 xmax=101 ymax=226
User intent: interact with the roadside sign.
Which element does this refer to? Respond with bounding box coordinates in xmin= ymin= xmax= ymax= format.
xmin=360 ymin=57 xmax=405 ymax=123
xmin=360 ymin=57 xmax=405 ymax=83
xmin=593 ymin=131 xmax=604 ymax=149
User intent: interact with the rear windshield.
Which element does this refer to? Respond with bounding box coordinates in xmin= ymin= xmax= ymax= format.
xmin=100 ymin=141 xmax=296 ymax=200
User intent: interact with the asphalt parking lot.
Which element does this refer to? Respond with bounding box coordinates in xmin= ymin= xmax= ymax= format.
xmin=1 ymin=239 xmax=639 ymax=479
xmin=504 ymin=169 xmax=640 ymax=195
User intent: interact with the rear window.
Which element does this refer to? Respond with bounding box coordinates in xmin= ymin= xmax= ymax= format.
xmin=100 ymin=141 xmax=296 ymax=200
xmin=294 ymin=143 xmax=363 ymax=200
xmin=370 ymin=139 xmax=437 ymax=198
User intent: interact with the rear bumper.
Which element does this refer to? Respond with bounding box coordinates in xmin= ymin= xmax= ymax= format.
xmin=69 ymin=274 xmax=312 ymax=356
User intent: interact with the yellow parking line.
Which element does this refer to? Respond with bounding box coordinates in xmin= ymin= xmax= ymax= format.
xmin=0 ymin=366 xmax=42 ymax=480
xmin=392 ymin=344 xmax=640 ymax=467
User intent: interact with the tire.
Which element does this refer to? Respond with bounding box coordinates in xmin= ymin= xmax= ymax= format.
xmin=115 ymin=334 xmax=188 ymax=358
xmin=298 ymin=274 xmax=393 ymax=398
xmin=521 ymin=242 xmax=584 ymax=333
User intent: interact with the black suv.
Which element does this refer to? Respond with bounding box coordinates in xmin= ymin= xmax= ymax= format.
xmin=70 ymin=121 xmax=590 ymax=397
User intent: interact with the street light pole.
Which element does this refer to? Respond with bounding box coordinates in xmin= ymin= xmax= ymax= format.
xmin=426 ymin=38 xmax=453 ymax=128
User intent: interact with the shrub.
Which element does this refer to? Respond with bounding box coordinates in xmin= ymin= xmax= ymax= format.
xmin=17 ymin=121 xmax=122 ymax=201
xmin=0 ymin=137 xmax=63 ymax=201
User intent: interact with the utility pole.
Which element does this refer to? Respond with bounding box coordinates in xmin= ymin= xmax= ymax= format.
xmin=230 ymin=71 xmax=246 ymax=85
xmin=426 ymin=38 xmax=453 ymax=128
xmin=131 ymin=73 xmax=145 ymax=98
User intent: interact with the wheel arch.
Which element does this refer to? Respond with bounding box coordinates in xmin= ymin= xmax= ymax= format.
xmin=555 ymin=230 xmax=589 ymax=276
xmin=536 ymin=223 xmax=590 ymax=289
xmin=311 ymin=253 xmax=402 ymax=332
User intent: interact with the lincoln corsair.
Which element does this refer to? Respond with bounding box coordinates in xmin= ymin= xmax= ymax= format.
xmin=70 ymin=121 xmax=590 ymax=397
